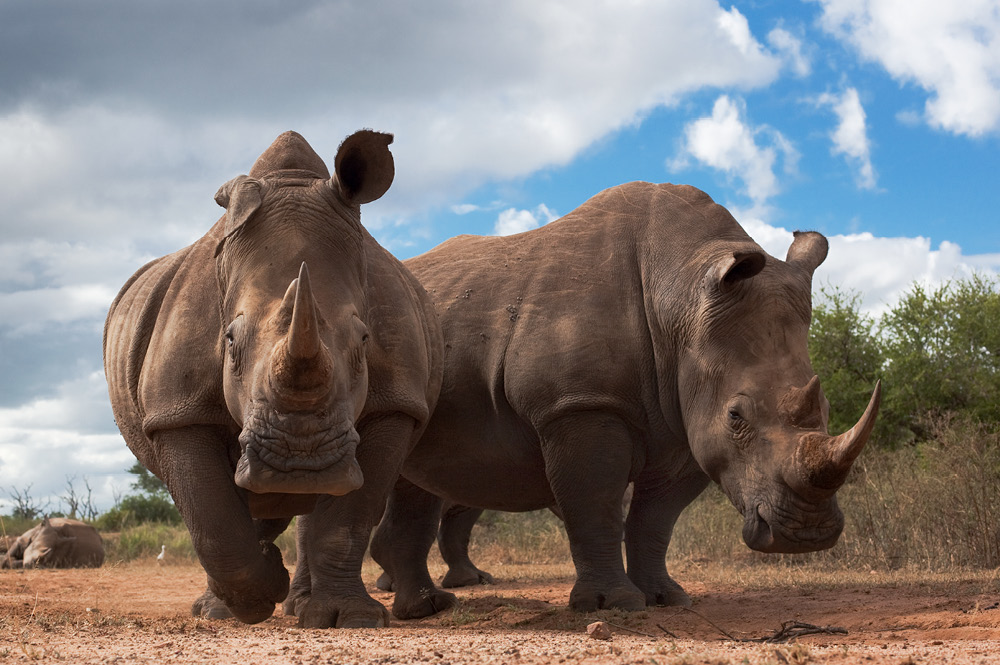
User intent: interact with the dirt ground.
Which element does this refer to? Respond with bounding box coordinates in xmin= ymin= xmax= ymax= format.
xmin=3 ymin=560 xmax=1000 ymax=664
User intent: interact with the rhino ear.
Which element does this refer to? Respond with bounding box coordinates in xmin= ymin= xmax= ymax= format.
xmin=330 ymin=130 xmax=394 ymax=205
xmin=215 ymin=175 xmax=263 ymax=237
xmin=705 ymin=248 xmax=766 ymax=296
xmin=719 ymin=250 xmax=766 ymax=289
xmin=785 ymin=231 xmax=828 ymax=275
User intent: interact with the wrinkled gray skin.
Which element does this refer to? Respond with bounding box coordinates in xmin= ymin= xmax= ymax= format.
xmin=104 ymin=130 xmax=442 ymax=628
xmin=1 ymin=517 xmax=104 ymax=569
xmin=371 ymin=182 xmax=880 ymax=619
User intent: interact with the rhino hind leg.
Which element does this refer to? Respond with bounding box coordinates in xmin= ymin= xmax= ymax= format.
xmin=624 ymin=470 xmax=710 ymax=607
xmin=438 ymin=504 xmax=495 ymax=588
xmin=541 ymin=412 xmax=646 ymax=613
xmin=282 ymin=516 xmax=313 ymax=616
xmin=370 ymin=476 xmax=458 ymax=620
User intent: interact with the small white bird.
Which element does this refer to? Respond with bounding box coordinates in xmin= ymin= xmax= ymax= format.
xmin=156 ymin=544 xmax=166 ymax=565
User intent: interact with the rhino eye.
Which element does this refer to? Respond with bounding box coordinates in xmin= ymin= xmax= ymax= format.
xmin=225 ymin=316 xmax=245 ymax=364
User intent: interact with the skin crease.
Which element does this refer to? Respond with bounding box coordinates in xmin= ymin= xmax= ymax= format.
xmin=104 ymin=131 xmax=443 ymax=628
xmin=371 ymin=182 xmax=879 ymax=619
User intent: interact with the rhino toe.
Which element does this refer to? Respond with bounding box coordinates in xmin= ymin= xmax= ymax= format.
xmin=191 ymin=588 xmax=235 ymax=620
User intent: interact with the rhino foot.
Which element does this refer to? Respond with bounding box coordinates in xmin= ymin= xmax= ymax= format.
xmin=642 ymin=578 xmax=692 ymax=607
xmin=374 ymin=571 xmax=395 ymax=592
xmin=294 ymin=593 xmax=390 ymax=629
xmin=569 ymin=579 xmax=646 ymax=613
xmin=391 ymin=586 xmax=458 ymax=620
xmin=191 ymin=588 xmax=236 ymax=620
xmin=282 ymin=587 xmax=308 ymax=617
xmin=441 ymin=564 xmax=495 ymax=588
xmin=205 ymin=542 xmax=288 ymax=624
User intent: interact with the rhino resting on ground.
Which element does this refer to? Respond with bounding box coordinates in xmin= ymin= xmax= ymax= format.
xmin=1 ymin=517 xmax=104 ymax=569
xmin=371 ymin=181 xmax=880 ymax=618
xmin=104 ymin=130 xmax=442 ymax=628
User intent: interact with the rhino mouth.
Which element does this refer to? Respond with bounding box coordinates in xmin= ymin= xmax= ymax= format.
xmin=742 ymin=501 xmax=843 ymax=554
xmin=234 ymin=409 xmax=364 ymax=495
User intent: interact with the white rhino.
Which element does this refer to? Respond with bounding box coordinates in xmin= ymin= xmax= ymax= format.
xmin=1 ymin=517 xmax=104 ymax=569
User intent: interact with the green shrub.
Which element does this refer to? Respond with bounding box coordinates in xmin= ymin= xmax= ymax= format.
xmin=95 ymin=494 xmax=181 ymax=531
xmin=106 ymin=522 xmax=195 ymax=562
xmin=102 ymin=519 xmax=298 ymax=564
xmin=0 ymin=515 xmax=40 ymax=539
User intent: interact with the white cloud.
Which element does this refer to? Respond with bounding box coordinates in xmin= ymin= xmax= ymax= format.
xmin=673 ymin=95 xmax=798 ymax=210
xmin=767 ymin=27 xmax=811 ymax=77
xmin=818 ymin=87 xmax=877 ymax=189
xmin=815 ymin=0 xmax=1000 ymax=136
xmin=0 ymin=371 xmax=130 ymax=514
xmin=1 ymin=1 xmax=783 ymax=246
xmin=451 ymin=204 xmax=480 ymax=215
xmin=739 ymin=216 xmax=1000 ymax=314
xmin=494 ymin=204 xmax=559 ymax=236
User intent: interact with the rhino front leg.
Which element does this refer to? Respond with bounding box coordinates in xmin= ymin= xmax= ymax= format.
xmin=624 ymin=468 xmax=709 ymax=607
xmin=193 ymin=517 xmax=293 ymax=619
xmin=154 ymin=426 xmax=289 ymax=624
xmin=370 ymin=476 xmax=458 ymax=618
xmin=290 ymin=413 xmax=447 ymax=629
xmin=438 ymin=503 xmax=495 ymax=588
xmin=541 ymin=412 xmax=645 ymax=612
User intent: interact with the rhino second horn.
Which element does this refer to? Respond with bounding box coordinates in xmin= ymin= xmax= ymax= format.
xmin=287 ymin=262 xmax=321 ymax=361
xmin=796 ymin=380 xmax=881 ymax=490
xmin=779 ymin=375 xmax=824 ymax=429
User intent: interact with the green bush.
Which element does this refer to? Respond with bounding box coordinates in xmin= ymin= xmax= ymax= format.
xmin=95 ymin=493 xmax=182 ymax=531
xmin=101 ymin=519 xmax=298 ymax=564
xmin=107 ymin=522 xmax=196 ymax=562
xmin=813 ymin=276 xmax=1000 ymax=448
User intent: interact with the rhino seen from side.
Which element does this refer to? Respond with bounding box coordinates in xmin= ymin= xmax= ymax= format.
xmin=371 ymin=181 xmax=880 ymax=618
xmin=104 ymin=130 xmax=443 ymax=628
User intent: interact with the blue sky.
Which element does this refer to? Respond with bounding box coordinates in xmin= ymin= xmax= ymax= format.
xmin=1 ymin=0 xmax=998 ymax=513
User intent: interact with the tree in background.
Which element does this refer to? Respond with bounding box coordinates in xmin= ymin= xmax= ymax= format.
xmin=96 ymin=460 xmax=181 ymax=529
xmin=880 ymin=275 xmax=1000 ymax=443
xmin=127 ymin=461 xmax=168 ymax=495
xmin=809 ymin=286 xmax=885 ymax=441
xmin=811 ymin=275 xmax=1000 ymax=448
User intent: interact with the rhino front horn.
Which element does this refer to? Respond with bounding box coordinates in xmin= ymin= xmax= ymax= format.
xmin=796 ymin=380 xmax=881 ymax=490
xmin=288 ymin=262 xmax=321 ymax=361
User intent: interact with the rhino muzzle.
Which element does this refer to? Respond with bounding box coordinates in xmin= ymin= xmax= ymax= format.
xmin=742 ymin=501 xmax=844 ymax=553
xmin=234 ymin=409 xmax=364 ymax=495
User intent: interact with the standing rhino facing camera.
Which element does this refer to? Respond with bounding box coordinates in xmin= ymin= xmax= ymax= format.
xmin=371 ymin=181 xmax=880 ymax=618
xmin=104 ymin=130 xmax=442 ymax=628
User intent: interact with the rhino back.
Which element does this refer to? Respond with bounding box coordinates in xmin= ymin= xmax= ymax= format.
xmin=52 ymin=518 xmax=105 ymax=568
xmin=406 ymin=185 xmax=673 ymax=434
